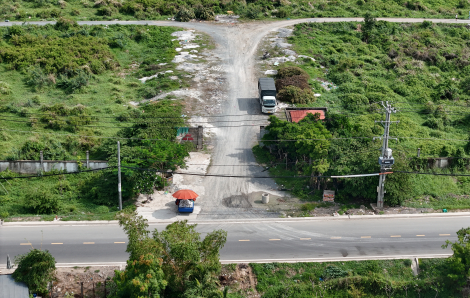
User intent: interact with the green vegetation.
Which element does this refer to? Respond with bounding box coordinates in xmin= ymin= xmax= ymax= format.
xmin=0 ymin=22 xmax=199 ymax=220
xmin=0 ymin=0 xmax=468 ymax=22
xmin=250 ymin=258 xmax=459 ymax=297
xmin=256 ymin=20 xmax=470 ymax=208
xmin=12 ymin=248 xmax=56 ymax=296
xmin=442 ymin=227 xmax=470 ymax=285
xmin=110 ymin=212 xmax=227 ymax=297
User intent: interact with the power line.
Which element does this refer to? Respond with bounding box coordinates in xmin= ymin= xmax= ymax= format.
xmin=1 ymin=166 xmax=116 ymax=180
xmin=394 ymin=171 xmax=470 ymax=177
xmin=121 ymin=165 xmax=392 ymax=179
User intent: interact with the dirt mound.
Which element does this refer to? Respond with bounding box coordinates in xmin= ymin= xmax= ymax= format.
xmin=222 ymin=195 xmax=252 ymax=208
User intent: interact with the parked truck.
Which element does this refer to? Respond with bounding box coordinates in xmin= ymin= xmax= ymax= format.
xmin=258 ymin=78 xmax=277 ymax=114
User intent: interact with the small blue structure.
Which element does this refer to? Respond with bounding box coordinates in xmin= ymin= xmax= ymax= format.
xmin=177 ymin=199 xmax=195 ymax=213
xmin=0 ymin=275 xmax=29 ymax=298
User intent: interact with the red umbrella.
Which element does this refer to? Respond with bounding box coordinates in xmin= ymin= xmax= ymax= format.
xmin=172 ymin=189 xmax=198 ymax=201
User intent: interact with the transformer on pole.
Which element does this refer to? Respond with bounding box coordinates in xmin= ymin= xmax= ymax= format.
xmin=375 ymin=101 xmax=399 ymax=208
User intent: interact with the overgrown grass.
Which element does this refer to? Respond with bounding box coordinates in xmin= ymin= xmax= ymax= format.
xmin=0 ymin=22 xmax=207 ymax=220
xmin=256 ymin=21 xmax=470 ymax=208
xmin=250 ymin=258 xmax=458 ymax=297
xmin=0 ymin=0 xmax=468 ymax=22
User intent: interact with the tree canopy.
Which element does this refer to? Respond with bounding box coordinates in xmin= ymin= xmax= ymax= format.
xmin=112 ymin=212 xmax=227 ymax=298
xmin=12 ymin=249 xmax=56 ymax=295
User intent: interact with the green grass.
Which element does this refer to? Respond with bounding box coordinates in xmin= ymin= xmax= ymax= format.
xmin=0 ymin=23 xmax=209 ymax=220
xmin=0 ymin=0 xmax=468 ymax=22
xmin=250 ymin=258 xmax=459 ymax=297
xmin=257 ymin=21 xmax=470 ymax=208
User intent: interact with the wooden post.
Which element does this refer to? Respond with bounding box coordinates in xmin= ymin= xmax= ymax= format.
xmin=104 ymin=280 xmax=107 ymax=298
xmin=40 ymin=151 xmax=44 ymax=172
xmin=93 ymin=281 xmax=95 ymax=298
xmin=81 ymin=282 xmax=84 ymax=298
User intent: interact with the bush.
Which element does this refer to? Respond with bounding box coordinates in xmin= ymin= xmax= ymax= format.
xmin=13 ymin=249 xmax=56 ymax=295
xmin=0 ymin=81 xmax=12 ymax=94
xmin=277 ymin=85 xmax=316 ymax=104
xmin=275 ymin=74 xmax=310 ymax=91
xmin=277 ymin=66 xmax=309 ymax=79
xmin=25 ymin=189 xmax=61 ymax=214
xmin=175 ymin=7 xmax=195 ymax=22
xmin=54 ymin=17 xmax=78 ymax=31
xmin=95 ymin=205 xmax=109 ymax=214
xmin=194 ymin=5 xmax=214 ymax=20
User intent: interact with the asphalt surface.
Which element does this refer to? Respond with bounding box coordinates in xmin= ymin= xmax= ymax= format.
xmin=1 ymin=216 xmax=467 ymax=266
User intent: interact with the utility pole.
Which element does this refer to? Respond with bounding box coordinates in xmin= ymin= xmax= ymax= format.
xmin=375 ymin=101 xmax=399 ymax=208
xmin=117 ymin=141 xmax=122 ymax=211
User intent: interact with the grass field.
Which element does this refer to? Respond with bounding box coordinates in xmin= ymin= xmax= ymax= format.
xmin=0 ymin=22 xmax=207 ymax=220
xmin=222 ymin=257 xmax=462 ymax=297
xmin=0 ymin=0 xmax=468 ymax=22
xmin=255 ymin=20 xmax=470 ymax=208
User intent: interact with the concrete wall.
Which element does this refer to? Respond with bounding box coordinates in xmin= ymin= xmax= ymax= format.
xmin=0 ymin=160 xmax=108 ymax=174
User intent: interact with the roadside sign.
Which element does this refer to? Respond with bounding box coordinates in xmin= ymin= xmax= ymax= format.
xmin=323 ymin=190 xmax=335 ymax=202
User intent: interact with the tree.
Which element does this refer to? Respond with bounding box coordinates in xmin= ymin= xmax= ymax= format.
xmin=116 ymin=211 xmax=227 ymax=297
xmin=113 ymin=254 xmax=167 ymax=298
xmin=12 ymin=249 xmax=56 ymax=295
xmin=442 ymin=227 xmax=470 ymax=286
xmin=362 ymin=12 xmax=377 ymax=43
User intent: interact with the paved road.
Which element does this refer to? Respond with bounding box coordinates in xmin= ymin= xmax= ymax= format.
xmin=1 ymin=216 xmax=467 ymax=266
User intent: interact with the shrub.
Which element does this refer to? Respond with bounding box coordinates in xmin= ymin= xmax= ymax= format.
xmin=95 ymin=205 xmax=109 ymax=214
xmin=25 ymin=66 xmax=52 ymax=90
xmin=276 ymin=6 xmax=289 ymax=18
xmin=98 ymin=6 xmax=117 ymax=16
xmin=13 ymin=249 xmax=56 ymax=295
xmin=340 ymin=93 xmax=369 ymax=109
xmin=277 ymin=85 xmax=316 ymax=104
xmin=275 ymin=74 xmax=310 ymax=91
xmin=175 ymin=6 xmax=195 ymax=22
xmin=55 ymin=17 xmax=78 ymax=31
xmin=25 ymin=189 xmax=61 ymax=214
xmin=277 ymin=66 xmax=309 ymax=79
xmin=0 ymin=81 xmax=12 ymax=94
xmin=194 ymin=5 xmax=214 ymax=20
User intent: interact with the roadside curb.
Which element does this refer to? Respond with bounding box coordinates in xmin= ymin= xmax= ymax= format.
xmin=3 ymin=211 xmax=470 ymax=226
xmin=0 ymin=254 xmax=452 ymax=270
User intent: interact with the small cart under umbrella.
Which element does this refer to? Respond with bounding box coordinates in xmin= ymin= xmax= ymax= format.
xmin=173 ymin=189 xmax=198 ymax=213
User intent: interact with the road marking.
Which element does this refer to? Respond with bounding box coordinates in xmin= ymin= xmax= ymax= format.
xmin=20 ymin=243 xmax=30 ymax=245
xmin=114 ymin=242 xmax=125 ymax=244
xmin=269 ymin=239 xmax=281 ymax=241
xmin=83 ymin=242 xmax=95 ymax=244
xmin=391 ymin=235 xmax=401 ymax=238
xmin=361 ymin=236 xmax=371 ymax=238
xmin=239 ymin=240 xmax=250 ymax=242
xmin=51 ymin=243 xmax=63 ymax=245
xmin=300 ymin=238 xmax=311 ymax=240
xmin=416 ymin=235 xmax=425 ymax=237
xmin=439 ymin=234 xmax=450 ymax=236
xmin=331 ymin=237 xmax=341 ymax=239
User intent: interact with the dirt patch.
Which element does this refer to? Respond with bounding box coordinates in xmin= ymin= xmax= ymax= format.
xmin=223 ymin=195 xmax=252 ymax=208
xmin=52 ymin=266 xmax=120 ymax=298
xmin=220 ymin=264 xmax=260 ymax=298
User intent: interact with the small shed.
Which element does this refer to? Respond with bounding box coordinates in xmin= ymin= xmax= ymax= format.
xmin=0 ymin=275 xmax=29 ymax=298
xmin=285 ymin=107 xmax=328 ymax=123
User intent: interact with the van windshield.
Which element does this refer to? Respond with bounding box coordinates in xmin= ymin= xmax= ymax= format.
xmin=263 ymin=99 xmax=276 ymax=107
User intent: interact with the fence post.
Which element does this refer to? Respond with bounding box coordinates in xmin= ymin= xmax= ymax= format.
xmin=197 ymin=126 xmax=203 ymax=150
xmin=104 ymin=280 xmax=107 ymax=298
xmin=86 ymin=151 xmax=90 ymax=168
xmin=81 ymin=282 xmax=84 ymax=298
xmin=40 ymin=151 xmax=44 ymax=172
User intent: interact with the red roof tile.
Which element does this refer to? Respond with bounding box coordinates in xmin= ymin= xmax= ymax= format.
xmin=289 ymin=110 xmax=325 ymax=123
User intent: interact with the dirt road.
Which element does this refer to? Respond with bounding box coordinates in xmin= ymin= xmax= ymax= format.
xmin=3 ymin=17 xmax=468 ymax=219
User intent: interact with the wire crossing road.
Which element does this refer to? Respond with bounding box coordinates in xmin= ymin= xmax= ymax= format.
xmin=1 ymin=216 xmax=468 ymax=266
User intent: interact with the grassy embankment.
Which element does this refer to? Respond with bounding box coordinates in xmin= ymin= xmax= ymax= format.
xmin=254 ymin=21 xmax=470 ymax=211
xmin=0 ymin=21 xmax=208 ymax=220
xmin=223 ymin=258 xmax=461 ymax=297
xmin=0 ymin=0 xmax=469 ymax=22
